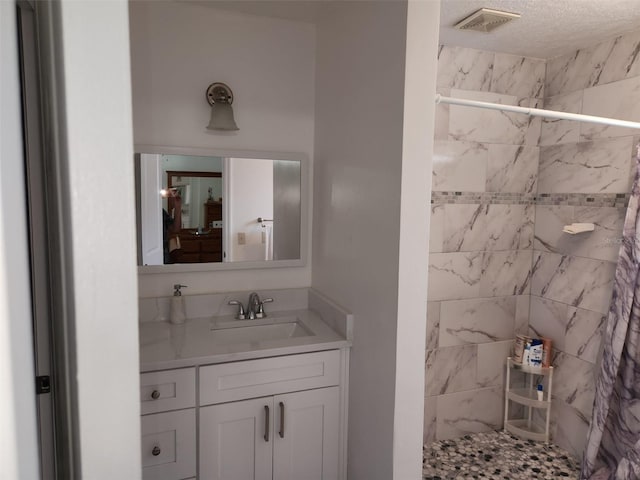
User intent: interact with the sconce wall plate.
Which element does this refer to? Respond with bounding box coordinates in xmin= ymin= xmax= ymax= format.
xmin=206 ymin=82 xmax=234 ymax=106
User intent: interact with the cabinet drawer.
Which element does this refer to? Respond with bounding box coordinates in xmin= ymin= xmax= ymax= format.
xmin=141 ymin=409 xmax=196 ymax=480
xmin=140 ymin=368 xmax=195 ymax=414
xmin=200 ymin=350 xmax=340 ymax=405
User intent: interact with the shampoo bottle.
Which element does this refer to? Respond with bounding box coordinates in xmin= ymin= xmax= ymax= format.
xmin=170 ymin=284 xmax=187 ymax=325
xmin=537 ymin=384 xmax=544 ymax=402
xmin=522 ymin=342 xmax=531 ymax=366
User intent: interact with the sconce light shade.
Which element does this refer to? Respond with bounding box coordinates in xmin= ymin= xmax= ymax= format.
xmin=207 ymin=102 xmax=239 ymax=131
xmin=206 ymin=82 xmax=239 ymax=131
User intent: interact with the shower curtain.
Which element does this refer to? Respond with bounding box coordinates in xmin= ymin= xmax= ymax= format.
xmin=581 ymin=149 xmax=640 ymax=480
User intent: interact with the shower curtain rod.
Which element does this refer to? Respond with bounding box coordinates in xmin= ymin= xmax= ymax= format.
xmin=435 ymin=94 xmax=640 ymax=130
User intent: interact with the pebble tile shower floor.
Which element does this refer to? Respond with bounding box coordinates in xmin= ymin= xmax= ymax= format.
xmin=423 ymin=431 xmax=581 ymax=480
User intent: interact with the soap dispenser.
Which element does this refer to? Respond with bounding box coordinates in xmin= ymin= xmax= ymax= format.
xmin=170 ymin=284 xmax=187 ymax=325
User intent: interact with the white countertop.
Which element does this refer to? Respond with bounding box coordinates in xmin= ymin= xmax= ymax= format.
xmin=139 ymin=308 xmax=351 ymax=372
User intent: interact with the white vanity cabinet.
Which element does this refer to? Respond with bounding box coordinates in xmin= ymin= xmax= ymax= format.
xmin=140 ymin=349 xmax=348 ymax=480
xmin=138 ymin=289 xmax=352 ymax=479
xmin=140 ymin=368 xmax=197 ymax=480
xmin=199 ymin=350 xmax=342 ymax=480
xmin=200 ymin=387 xmax=339 ymax=480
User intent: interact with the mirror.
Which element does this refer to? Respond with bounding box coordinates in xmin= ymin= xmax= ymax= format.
xmin=135 ymin=146 xmax=307 ymax=273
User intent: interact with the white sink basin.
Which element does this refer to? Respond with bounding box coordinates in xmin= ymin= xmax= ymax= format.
xmin=210 ymin=320 xmax=313 ymax=345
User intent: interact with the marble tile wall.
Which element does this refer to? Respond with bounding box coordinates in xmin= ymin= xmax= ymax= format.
xmin=426 ymin=45 xmax=544 ymax=444
xmin=427 ymin=32 xmax=639 ymax=455
xmin=546 ymin=29 xmax=640 ymax=98
xmin=530 ymin=28 xmax=640 ymax=459
xmin=537 ymin=137 xmax=634 ymax=194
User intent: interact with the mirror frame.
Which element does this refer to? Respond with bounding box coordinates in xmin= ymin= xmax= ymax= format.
xmin=135 ymin=144 xmax=309 ymax=274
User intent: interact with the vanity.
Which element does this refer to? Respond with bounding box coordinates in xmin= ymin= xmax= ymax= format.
xmin=135 ymin=147 xmax=349 ymax=479
xmin=138 ymin=288 xmax=352 ymax=480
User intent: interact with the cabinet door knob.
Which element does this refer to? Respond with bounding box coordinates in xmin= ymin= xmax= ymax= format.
xmin=151 ymin=390 xmax=160 ymax=400
xmin=152 ymin=446 xmax=161 ymax=456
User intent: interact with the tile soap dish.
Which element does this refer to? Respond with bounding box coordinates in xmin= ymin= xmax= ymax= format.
xmin=562 ymin=223 xmax=595 ymax=234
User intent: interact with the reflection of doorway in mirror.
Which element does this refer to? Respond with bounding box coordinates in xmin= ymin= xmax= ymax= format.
xmin=167 ymin=170 xmax=223 ymax=264
xmin=169 ymin=176 xmax=222 ymax=229
xmin=226 ymin=158 xmax=273 ymax=262
xmin=163 ymin=153 xmax=224 ymax=228
xmin=224 ymin=157 xmax=301 ymax=263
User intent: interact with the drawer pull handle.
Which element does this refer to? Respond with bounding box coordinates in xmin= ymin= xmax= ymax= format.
xmin=152 ymin=446 xmax=161 ymax=456
xmin=264 ymin=405 xmax=270 ymax=442
xmin=279 ymin=402 xmax=285 ymax=438
xmin=150 ymin=390 xmax=160 ymax=400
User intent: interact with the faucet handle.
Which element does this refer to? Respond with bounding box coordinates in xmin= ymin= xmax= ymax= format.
xmin=255 ymin=298 xmax=274 ymax=319
xmin=228 ymin=300 xmax=246 ymax=320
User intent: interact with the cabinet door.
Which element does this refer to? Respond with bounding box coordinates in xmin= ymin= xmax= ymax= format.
xmin=200 ymin=397 xmax=273 ymax=480
xmin=273 ymin=387 xmax=340 ymax=480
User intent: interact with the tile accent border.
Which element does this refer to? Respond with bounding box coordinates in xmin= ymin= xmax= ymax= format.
xmin=432 ymin=191 xmax=631 ymax=208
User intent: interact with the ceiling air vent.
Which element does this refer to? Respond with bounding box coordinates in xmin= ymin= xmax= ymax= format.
xmin=454 ymin=8 xmax=520 ymax=33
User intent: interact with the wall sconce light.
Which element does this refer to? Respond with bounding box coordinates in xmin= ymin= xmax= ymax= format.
xmin=205 ymin=82 xmax=239 ymax=131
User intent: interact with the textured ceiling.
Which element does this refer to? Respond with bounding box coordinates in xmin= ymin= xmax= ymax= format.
xmin=180 ymin=0 xmax=640 ymax=59
xmin=440 ymin=0 xmax=640 ymax=59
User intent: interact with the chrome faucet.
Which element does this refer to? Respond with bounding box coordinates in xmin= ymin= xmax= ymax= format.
xmin=247 ymin=292 xmax=273 ymax=319
xmin=247 ymin=292 xmax=261 ymax=319
xmin=228 ymin=293 xmax=274 ymax=320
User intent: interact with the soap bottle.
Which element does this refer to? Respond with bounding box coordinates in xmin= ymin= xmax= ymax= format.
xmin=170 ymin=284 xmax=187 ymax=325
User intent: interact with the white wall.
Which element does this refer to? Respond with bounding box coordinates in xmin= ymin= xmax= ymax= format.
xmin=58 ymin=1 xmax=141 ymax=477
xmin=313 ymin=2 xmax=408 ymax=478
xmin=393 ymin=2 xmax=440 ymax=478
xmin=0 ymin=2 xmax=40 ymax=478
xmin=129 ymin=2 xmax=315 ymax=297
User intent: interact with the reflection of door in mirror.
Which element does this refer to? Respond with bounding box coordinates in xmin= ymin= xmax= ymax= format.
xmin=137 ymin=153 xmax=165 ymax=266
xmin=273 ymin=160 xmax=301 ymax=260
xmin=167 ymin=171 xmax=223 ymax=264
